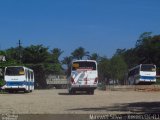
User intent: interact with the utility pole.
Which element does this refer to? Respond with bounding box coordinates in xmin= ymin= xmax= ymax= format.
xmin=18 ymin=40 xmax=22 ymax=64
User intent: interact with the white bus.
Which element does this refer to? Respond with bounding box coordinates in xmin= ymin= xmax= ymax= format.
xmin=68 ymin=60 xmax=98 ymax=94
xmin=2 ymin=66 xmax=34 ymax=93
xmin=128 ymin=64 xmax=156 ymax=85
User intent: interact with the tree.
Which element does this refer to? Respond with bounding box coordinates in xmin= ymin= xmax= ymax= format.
xmin=134 ymin=32 xmax=160 ymax=64
xmin=98 ymin=57 xmax=110 ymax=84
xmin=71 ymin=47 xmax=90 ymax=60
xmin=50 ymin=48 xmax=63 ymax=63
xmin=109 ymin=55 xmax=128 ymax=85
xmin=62 ymin=56 xmax=73 ymax=67
xmin=115 ymin=48 xmax=139 ymax=69
xmin=150 ymin=35 xmax=160 ymax=66
xmin=0 ymin=51 xmax=5 ymax=56
xmin=89 ymin=53 xmax=101 ymax=63
xmin=49 ymin=48 xmax=64 ymax=74
xmin=61 ymin=56 xmax=73 ymax=76
xmin=5 ymin=47 xmax=20 ymax=63
xmin=135 ymin=32 xmax=152 ymax=48
xmin=22 ymin=45 xmax=49 ymax=64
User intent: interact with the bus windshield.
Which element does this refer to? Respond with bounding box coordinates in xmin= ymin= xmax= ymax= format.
xmin=5 ymin=67 xmax=25 ymax=76
xmin=141 ymin=64 xmax=156 ymax=72
xmin=72 ymin=61 xmax=96 ymax=70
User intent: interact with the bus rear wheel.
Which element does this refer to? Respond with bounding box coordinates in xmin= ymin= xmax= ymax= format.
xmin=87 ymin=90 xmax=94 ymax=95
xmin=69 ymin=89 xmax=75 ymax=95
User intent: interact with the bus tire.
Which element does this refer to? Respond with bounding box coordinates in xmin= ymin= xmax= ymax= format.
xmin=87 ymin=90 xmax=94 ymax=95
xmin=28 ymin=85 xmax=31 ymax=93
xmin=69 ymin=90 xmax=72 ymax=94
xmin=8 ymin=90 xmax=14 ymax=93
xmin=90 ymin=90 xmax=94 ymax=95
xmin=24 ymin=87 xmax=30 ymax=93
xmin=69 ymin=89 xmax=75 ymax=95
xmin=24 ymin=90 xmax=29 ymax=93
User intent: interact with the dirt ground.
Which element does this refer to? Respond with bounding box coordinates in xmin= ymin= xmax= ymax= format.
xmin=0 ymin=89 xmax=160 ymax=119
xmin=1 ymin=89 xmax=160 ymax=114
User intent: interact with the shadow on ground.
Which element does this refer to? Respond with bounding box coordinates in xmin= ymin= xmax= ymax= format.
xmin=68 ymin=102 xmax=160 ymax=113
xmin=0 ymin=90 xmax=28 ymax=94
xmin=58 ymin=92 xmax=92 ymax=95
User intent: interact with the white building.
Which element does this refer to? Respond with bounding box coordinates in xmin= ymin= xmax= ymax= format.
xmin=0 ymin=55 xmax=6 ymax=62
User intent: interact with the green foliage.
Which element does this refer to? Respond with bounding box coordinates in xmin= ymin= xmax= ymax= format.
xmin=62 ymin=56 xmax=73 ymax=68
xmin=0 ymin=51 xmax=5 ymax=55
xmin=97 ymin=82 xmax=106 ymax=90
xmin=155 ymin=78 xmax=160 ymax=85
xmin=23 ymin=45 xmax=49 ymax=64
xmin=27 ymin=64 xmax=47 ymax=89
xmin=71 ymin=47 xmax=90 ymax=60
xmin=89 ymin=53 xmax=101 ymax=63
xmin=116 ymin=32 xmax=160 ymax=66
xmin=109 ymin=55 xmax=128 ymax=84
xmin=98 ymin=55 xmax=128 ymax=85
xmin=0 ymin=45 xmax=64 ymax=88
xmin=52 ymin=63 xmax=63 ymax=74
xmin=0 ymin=67 xmax=5 ymax=87
xmin=133 ymin=32 xmax=160 ymax=65
xmin=61 ymin=56 xmax=73 ymax=76
xmin=1 ymin=32 xmax=160 ymax=87
xmin=115 ymin=32 xmax=160 ymax=84
xmin=98 ymin=57 xmax=110 ymax=83
xmin=0 ymin=79 xmax=5 ymax=87
xmin=5 ymin=47 xmax=20 ymax=62
xmin=135 ymin=32 xmax=152 ymax=48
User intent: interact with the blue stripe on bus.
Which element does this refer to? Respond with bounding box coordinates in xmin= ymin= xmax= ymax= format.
xmin=6 ymin=81 xmax=34 ymax=86
xmin=140 ymin=76 xmax=156 ymax=80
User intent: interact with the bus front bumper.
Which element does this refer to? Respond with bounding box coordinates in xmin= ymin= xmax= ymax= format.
xmin=69 ymin=84 xmax=97 ymax=91
xmin=2 ymin=85 xmax=27 ymax=90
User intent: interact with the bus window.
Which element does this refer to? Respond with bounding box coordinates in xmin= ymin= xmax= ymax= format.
xmin=141 ymin=65 xmax=156 ymax=72
xmin=72 ymin=61 xmax=96 ymax=70
xmin=31 ymin=72 xmax=34 ymax=81
xmin=19 ymin=70 xmax=24 ymax=75
xmin=28 ymin=70 xmax=31 ymax=80
xmin=31 ymin=72 xmax=33 ymax=79
xmin=5 ymin=67 xmax=24 ymax=76
xmin=135 ymin=67 xmax=140 ymax=74
xmin=25 ymin=70 xmax=28 ymax=79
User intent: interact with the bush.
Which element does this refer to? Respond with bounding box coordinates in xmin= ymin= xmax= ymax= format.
xmin=0 ymin=79 xmax=5 ymax=87
xmin=155 ymin=78 xmax=160 ymax=85
xmin=97 ymin=82 xmax=106 ymax=90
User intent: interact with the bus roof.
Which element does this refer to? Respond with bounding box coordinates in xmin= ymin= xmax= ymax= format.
xmin=72 ymin=60 xmax=97 ymax=63
xmin=129 ymin=64 xmax=156 ymax=71
xmin=5 ymin=66 xmax=33 ymax=71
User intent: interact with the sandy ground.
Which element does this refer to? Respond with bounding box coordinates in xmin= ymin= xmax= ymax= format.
xmin=0 ymin=89 xmax=160 ymax=115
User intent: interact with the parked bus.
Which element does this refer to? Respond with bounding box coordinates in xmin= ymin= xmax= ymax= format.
xmin=67 ymin=60 xmax=98 ymax=94
xmin=2 ymin=66 xmax=34 ymax=93
xmin=128 ymin=64 xmax=156 ymax=85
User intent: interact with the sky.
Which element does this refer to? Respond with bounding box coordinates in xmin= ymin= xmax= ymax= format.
xmin=0 ymin=0 xmax=160 ymax=58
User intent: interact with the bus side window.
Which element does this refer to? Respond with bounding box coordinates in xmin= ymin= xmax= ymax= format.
xmin=136 ymin=68 xmax=139 ymax=74
xmin=31 ymin=72 xmax=33 ymax=81
xmin=128 ymin=71 xmax=131 ymax=77
xmin=128 ymin=70 xmax=134 ymax=77
xmin=25 ymin=70 xmax=28 ymax=79
xmin=28 ymin=70 xmax=30 ymax=80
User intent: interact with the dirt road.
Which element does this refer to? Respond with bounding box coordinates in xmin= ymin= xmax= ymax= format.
xmin=0 ymin=89 xmax=160 ymax=119
xmin=1 ymin=89 xmax=160 ymax=114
